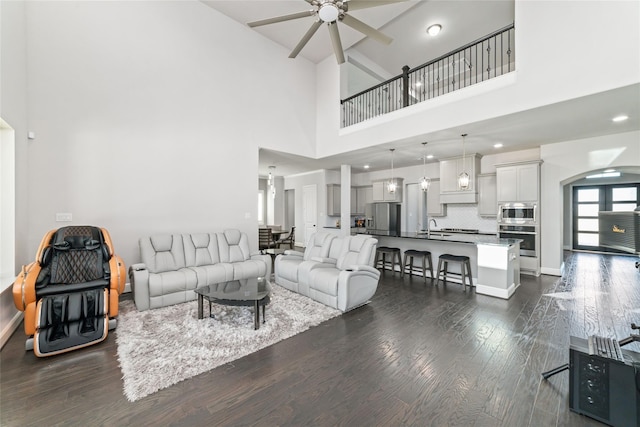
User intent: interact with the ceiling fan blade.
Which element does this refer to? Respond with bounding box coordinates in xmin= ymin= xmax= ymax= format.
xmin=340 ymin=14 xmax=392 ymax=45
xmin=346 ymin=0 xmax=407 ymax=11
xmin=248 ymin=10 xmax=315 ymax=28
xmin=289 ymin=20 xmax=323 ymax=59
xmin=327 ymin=22 xmax=345 ymax=64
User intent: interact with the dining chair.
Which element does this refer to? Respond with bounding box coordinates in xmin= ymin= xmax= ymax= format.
xmin=259 ymin=228 xmax=274 ymax=250
xmin=277 ymin=226 xmax=295 ymax=249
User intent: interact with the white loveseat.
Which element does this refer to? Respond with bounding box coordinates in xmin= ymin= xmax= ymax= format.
xmin=274 ymin=232 xmax=380 ymax=312
xmin=129 ymin=229 xmax=270 ymax=311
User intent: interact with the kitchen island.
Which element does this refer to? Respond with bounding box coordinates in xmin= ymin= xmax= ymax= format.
xmin=355 ymin=230 xmax=521 ymax=299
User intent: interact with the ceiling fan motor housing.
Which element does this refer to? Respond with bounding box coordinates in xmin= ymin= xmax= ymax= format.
xmin=317 ymin=1 xmax=345 ymax=23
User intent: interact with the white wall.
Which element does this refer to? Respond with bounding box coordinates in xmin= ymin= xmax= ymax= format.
xmin=540 ymin=131 xmax=640 ymax=275
xmin=315 ymin=1 xmax=640 ymax=157
xmin=21 ymin=1 xmax=317 ymax=266
xmin=0 ymin=0 xmax=29 ymax=347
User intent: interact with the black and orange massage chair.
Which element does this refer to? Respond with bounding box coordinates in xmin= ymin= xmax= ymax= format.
xmin=13 ymin=226 xmax=125 ymax=357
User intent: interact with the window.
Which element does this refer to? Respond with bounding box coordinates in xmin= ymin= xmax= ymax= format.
xmin=257 ymin=190 xmax=265 ymax=225
xmin=573 ymin=183 xmax=639 ymax=252
xmin=1 ymin=119 xmax=16 ymax=291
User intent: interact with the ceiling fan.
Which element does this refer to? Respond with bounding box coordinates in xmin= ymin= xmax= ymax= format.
xmin=247 ymin=0 xmax=404 ymax=64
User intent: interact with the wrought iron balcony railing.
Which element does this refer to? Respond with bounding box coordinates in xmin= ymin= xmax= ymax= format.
xmin=341 ymin=24 xmax=515 ymax=128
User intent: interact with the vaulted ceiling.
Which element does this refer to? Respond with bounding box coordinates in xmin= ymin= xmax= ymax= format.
xmin=201 ymin=1 xmax=639 ymax=177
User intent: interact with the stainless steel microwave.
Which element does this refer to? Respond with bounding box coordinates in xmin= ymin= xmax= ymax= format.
xmin=498 ymin=203 xmax=537 ymax=224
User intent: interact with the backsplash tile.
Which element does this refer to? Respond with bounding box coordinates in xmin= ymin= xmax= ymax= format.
xmin=432 ymin=204 xmax=497 ymax=233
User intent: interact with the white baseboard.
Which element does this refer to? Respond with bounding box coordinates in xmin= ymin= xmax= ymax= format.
xmin=541 ymin=267 xmax=562 ymax=276
xmin=1 ymin=311 xmax=23 ymax=350
xmin=475 ymin=282 xmax=518 ymax=299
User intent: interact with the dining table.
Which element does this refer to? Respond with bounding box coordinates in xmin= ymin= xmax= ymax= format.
xmin=271 ymin=230 xmax=286 ymax=246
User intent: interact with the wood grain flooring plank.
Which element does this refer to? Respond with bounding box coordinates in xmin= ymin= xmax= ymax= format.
xmin=2 ymin=252 xmax=638 ymax=426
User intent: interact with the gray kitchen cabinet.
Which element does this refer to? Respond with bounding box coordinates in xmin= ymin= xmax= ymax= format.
xmin=355 ymin=186 xmax=373 ymax=215
xmin=439 ymin=154 xmax=481 ymax=203
xmin=372 ymin=179 xmax=403 ymax=202
xmin=496 ymin=161 xmax=541 ymax=202
xmin=478 ymin=173 xmax=497 ymax=217
xmin=329 ymin=185 xmax=372 ymax=216
xmin=426 ymin=179 xmax=446 ymax=217
xmin=326 ymin=184 xmax=341 ymax=216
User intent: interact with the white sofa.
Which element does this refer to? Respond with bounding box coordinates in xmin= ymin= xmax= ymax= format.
xmin=129 ymin=229 xmax=271 ymax=311
xmin=274 ymin=232 xmax=380 ymax=312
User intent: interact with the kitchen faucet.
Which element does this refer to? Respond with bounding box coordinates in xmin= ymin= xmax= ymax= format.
xmin=429 ymin=218 xmax=438 ymax=231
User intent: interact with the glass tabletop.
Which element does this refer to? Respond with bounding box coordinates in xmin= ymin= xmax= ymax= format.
xmin=194 ymin=277 xmax=271 ymax=302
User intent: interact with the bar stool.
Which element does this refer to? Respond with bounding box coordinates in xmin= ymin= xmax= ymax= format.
xmin=436 ymin=254 xmax=473 ymax=291
xmin=375 ymin=247 xmax=403 ymax=274
xmin=402 ymin=249 xmax=434 ymax=281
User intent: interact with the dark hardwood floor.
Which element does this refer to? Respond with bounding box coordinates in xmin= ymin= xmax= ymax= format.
xmin=2 ymin=252 xmax=639 ymax=426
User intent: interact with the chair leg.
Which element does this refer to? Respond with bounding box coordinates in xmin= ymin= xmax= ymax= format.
xmin=404 ymin=255 xmax=413 ymax=276
xmin=436 ymin=259 xmax=443 ymax=285
xmin=466 ymin=260 xmax=473 ymax=288
xmin=461 ymin=265 xmax=467 ymax=292
xmin=402 ymin=253 xmax=408 ymax=277
xmin=421 ymin=255 xmax=427 ymax=282
xmin=427 ymin=254 xmax=434 ymax=279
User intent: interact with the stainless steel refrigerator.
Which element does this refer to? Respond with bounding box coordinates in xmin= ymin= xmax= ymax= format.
xmin=368 ymin=203 xmax=401 ymax=233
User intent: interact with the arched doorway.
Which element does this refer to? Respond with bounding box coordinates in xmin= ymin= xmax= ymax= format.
xmin=563 ymin=167 xmax=640 ymax=254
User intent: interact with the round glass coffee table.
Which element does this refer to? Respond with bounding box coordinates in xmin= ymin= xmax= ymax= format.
xmin=194 ymin=277 xmax=271 ymax=330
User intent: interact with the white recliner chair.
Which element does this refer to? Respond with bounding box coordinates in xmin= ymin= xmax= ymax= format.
xmin=274 ymin=232 xmax=336 ymax=294
xmin=306 ymin=235 xmax=379 ymax=311
xmin=274 ymin=233 xmax=380 ymax=312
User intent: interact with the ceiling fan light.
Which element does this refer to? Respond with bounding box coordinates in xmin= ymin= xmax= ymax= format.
xmin=427 ymin=24 xmax=442 ymax=36
xmin=318 ymin=4 xmax=339 ymax=22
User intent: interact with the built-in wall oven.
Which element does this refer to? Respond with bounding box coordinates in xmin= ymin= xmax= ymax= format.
xmin=499 ymin=224 xmax=538 ymax=257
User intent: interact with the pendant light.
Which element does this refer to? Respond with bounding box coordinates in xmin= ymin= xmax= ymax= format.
xmin=268 ymin=166 xmax=276 ymax=198
xmin=387 ymin=148 xmax=397 ymax=194
xmin=458 ymin=134 xmax=470 ymax=190
xmin=419 ymin=142 xmax=431 ymax=192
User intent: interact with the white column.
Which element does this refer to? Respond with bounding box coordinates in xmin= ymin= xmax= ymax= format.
xmin=340 ymin=165 xmax=351 ymax=237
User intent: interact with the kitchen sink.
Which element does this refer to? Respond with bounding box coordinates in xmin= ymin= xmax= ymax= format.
xmin=417 ymin=231 xmax=451 ymax=237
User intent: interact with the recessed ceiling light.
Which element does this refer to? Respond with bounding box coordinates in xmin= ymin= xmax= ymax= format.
xmin=363 ymin=164 xmax=370 ymax=169
xmin=427 ymin=154 xmax=434 ymax=159
xmin=415 ymin=81 xmax=422 ymax=87
xmin=427 ymin=24 xmax=442 ymax=36
xmin=493 ymin=143 xmax=503 ymax=148
xmin=612 ymin=115 xmax=628 ymax=122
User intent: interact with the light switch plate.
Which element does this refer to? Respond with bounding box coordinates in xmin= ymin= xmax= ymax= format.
xmin=56 ymin=213 xmax=72 ymax=222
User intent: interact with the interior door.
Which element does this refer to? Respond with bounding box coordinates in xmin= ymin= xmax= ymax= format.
xmin=303 ymin=184 xmax=317 ymax=247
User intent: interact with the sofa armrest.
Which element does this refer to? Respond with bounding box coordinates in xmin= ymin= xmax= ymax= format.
xmin=311 ymin=257 xmax=337 ymax=265
xmin=343 ymin=265 xmax=379 ymax=275
xmin=128 ymin=264 xmax=151 ymax=311
xmin=130 ymin=263 xmax=147 ymax=271
xmin=285 ymin=250 xmax=304 ymax=257
xmin=250 ymin=253 xmax=272 ymax=279
xmin=336 ymin=267 xmax=381 ymax=312
xmin=278 ymin=254 xmax=304 ymax=261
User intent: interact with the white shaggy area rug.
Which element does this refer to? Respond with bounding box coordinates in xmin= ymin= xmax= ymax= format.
xmin=116 ymin=284 xmax=341 ymax=402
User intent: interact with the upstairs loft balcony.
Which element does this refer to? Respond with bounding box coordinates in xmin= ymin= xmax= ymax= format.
xmin=341 ymin=24 xmax=515 ymax=128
